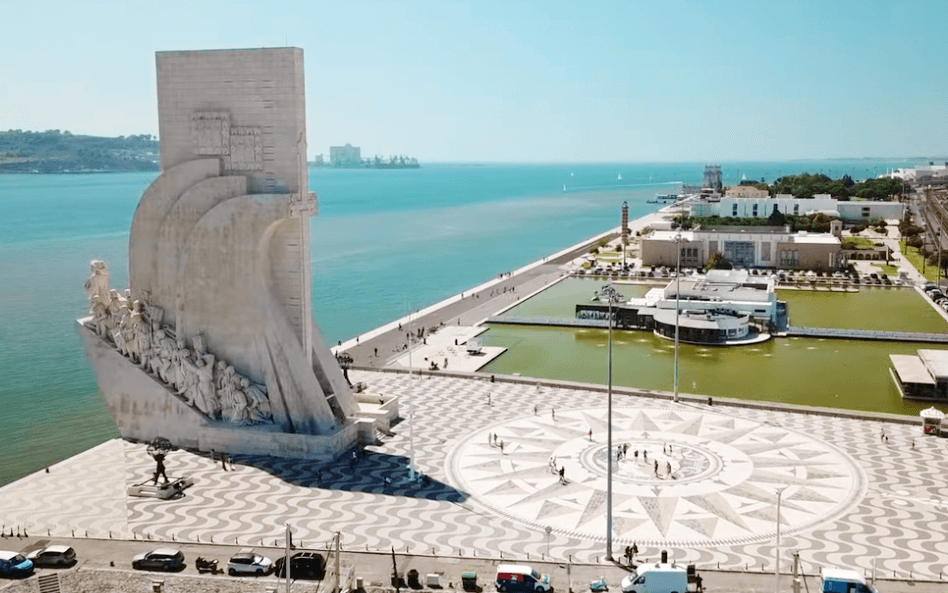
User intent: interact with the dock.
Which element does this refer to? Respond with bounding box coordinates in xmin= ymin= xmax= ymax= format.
xmin=785 ymin=326 xmax=948 ymax=343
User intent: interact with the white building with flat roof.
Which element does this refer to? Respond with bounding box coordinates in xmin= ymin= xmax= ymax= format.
xmin=641 ymin=227 xmax=842 ymax=271
xmin=689 ymin=193 xmax=904 ymax=222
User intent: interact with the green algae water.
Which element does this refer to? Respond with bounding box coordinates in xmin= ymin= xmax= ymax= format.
xmin=481 ymin=325 xmax=944 ymax=415
xmin=485 ymin=278 xmax=948 ymax=414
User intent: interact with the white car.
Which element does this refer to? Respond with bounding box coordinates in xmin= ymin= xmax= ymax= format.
xmin=228 ymin=548 xmax=273 ymax=576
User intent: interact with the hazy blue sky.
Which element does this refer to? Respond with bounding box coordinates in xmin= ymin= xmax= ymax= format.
xmin=2 ymin=0 xmax=945 ymax=162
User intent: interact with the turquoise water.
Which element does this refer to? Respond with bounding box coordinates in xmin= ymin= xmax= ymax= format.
xmin=0 ymin=159 xmax=921 ymax=485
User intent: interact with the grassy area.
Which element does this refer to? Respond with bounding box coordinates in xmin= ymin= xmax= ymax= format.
xmin=900 ymin=241 xmax=941 ymax=282
xmin=842 ymin=236 xmax=880 ymax=250
xmin=870 ymin=263 xmax=900 ymax=276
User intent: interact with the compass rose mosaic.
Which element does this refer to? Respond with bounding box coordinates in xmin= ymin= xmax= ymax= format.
xmin=446 ymin=406 xmax=865 ymax=547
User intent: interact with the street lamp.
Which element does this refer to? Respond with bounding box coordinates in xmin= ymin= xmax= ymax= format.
xmin=673 ymin=233 xmax=687 ymax=403
xmin=606 ymin=285 xmax=614 ymax=561
xmin=775 ymin=486 xmax=788 ymax=593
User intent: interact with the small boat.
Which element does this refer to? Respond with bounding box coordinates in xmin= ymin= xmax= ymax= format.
xmin=617 ymin=173 xmax=623 ymax=180
xmin=563 ymin=184 xmax=567 ymax=192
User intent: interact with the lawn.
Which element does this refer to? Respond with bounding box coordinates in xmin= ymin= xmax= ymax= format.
xmin=870 ymin=263 xmax=900 ymax=276
xmin=900 ymin=241 xmax=941 ymax=282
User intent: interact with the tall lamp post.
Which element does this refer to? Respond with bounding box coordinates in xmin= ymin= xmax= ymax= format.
xmin=673 ymin=233 xmax=686 ymax=403
xmin=606 ymin=286 xmax=614 ymax=560
xmin=775 ymin=486 xmax=788 ymax=593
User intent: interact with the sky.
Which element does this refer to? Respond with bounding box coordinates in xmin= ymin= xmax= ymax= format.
xmin=1 ymin=0 xmax=946 ymax=162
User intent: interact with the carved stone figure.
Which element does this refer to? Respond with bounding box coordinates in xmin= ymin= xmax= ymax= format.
xmin=194 ymin=354 xmax=219 ymax=418
xmin=243 ymin=377 xmax=272 ymax=423
xmin=220 ymin=378 xmax=249 ymax=425
xmin=91 ymin=297 xmax=109 ymax=337
xmin=84 ymin=260 xmax=110 ymax=313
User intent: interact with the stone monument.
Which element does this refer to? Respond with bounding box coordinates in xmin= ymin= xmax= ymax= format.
xmin=78 ymin=48 xmax=389 ymax=461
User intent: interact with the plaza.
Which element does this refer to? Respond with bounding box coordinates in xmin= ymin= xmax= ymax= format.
xmin=2 ymin=369 xmax=946 ymax=581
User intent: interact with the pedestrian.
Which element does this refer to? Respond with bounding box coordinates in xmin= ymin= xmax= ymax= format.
xmin=669 ymin=444 xmax=673 ymax=454
xmin=589 ymin=428 xmax=593 ymax=441
xmin=551 ymin=408 xmax=555 ymax=420
xmin=634 ymin=450 xmax=639 ymax=459
xmin=374 ymin=347 xmax=378 ymax=357
xmin=623 ymin=443 xmax=628 ymax=456
xmin=884 ymin=434 xmax=889 ymax=443
xmin=221 ymin=452 xmax=229 ymax=471
xmin=666 ymin=461 xmax=672 ymax=476
xmin=493 ymin=433 xmax=498 ymax=446
xmin=535 ymin=404 xmax=539 ymax=415
xmin=488 ymin=393 xmax=491 ymax=406
xmin=663 ymin=444 xmax=667 ymax=455
xmin=643 ymin=450 xmax=648 ymax=462
xmin=912 ymin=439 xmax=916 ymax=449
xmin=654 ymin=460 xmax=659 ymax=476
xmin=881 ymin=429 xmax=886 ymax=443
xmin=559 ymin=466 xmax=565 ymax=484
xmin=500 ymin=440 xmax=505 ymax=453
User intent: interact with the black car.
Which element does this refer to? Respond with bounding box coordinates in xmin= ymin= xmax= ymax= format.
xmin=26 ymin=545 xmax=77 ymax=568
xmin=274 ymin=552 xmax=326 ymax=579
xmin=132 ymin=548 xmax=185 ymax=571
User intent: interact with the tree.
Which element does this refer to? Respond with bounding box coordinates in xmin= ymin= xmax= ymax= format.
xmin=704 ymin=251 xmax=733 ymax=272
xmin=766 ymin=205 xmax=786 ymax=227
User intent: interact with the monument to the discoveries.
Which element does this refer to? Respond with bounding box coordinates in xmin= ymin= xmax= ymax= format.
xmin=78 ymin=48 xmax=388 ymax=461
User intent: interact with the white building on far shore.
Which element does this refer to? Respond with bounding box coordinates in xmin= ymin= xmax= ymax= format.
xmin=689 ymin=192 xmax=904 ymax=222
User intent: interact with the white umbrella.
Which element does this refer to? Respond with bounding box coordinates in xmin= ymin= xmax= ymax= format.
xmin=920 ymin=406 xmax=945 ymax=419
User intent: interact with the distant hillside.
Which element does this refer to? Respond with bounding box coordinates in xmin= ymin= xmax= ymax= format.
xmin=0 ymin=129 xmax=158 ymax=173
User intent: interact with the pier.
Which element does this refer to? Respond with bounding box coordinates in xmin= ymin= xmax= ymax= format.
xmin=786 ymin=326 xmax=948 ymax=343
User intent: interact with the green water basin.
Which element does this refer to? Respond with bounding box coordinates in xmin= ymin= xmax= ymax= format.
xmin=480 ymin=325 xmax=945 ymax=415
xmin=485 ymin=279 xmax=948 ymax=415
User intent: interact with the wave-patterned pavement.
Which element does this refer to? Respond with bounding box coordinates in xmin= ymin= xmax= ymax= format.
xmin=3 ymin=370 xmax=948 ymax=580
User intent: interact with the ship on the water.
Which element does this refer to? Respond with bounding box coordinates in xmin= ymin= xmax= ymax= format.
xmin=647 ymin=193 xmax=681 ymax=204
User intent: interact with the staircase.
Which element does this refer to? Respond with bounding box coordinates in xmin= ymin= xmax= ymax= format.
xmin=37 ymin=573 xmax=61 ymax=593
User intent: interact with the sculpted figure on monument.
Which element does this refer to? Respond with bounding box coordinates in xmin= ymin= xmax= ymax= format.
xmin=156 ymin=332 xmax=176 ymax=384
xmin=91 ymin=297 xmax=109 ymax=337
xmin=244 ymin=378 xmax=273 ymax=423
xmin=172 ymin=344 xmax=191 ymax=393
xmin=220 ymin=377 xmax=249 ymax=425
xmin=128 ymin=300 xmax=149 ymax=366
xmin=84 ymin=260 xmax=110 ymax=313
xmin=194 ymin=354 xmax=220 ymax=418
xmin=113 ymin=303 xmax=131 ymax=356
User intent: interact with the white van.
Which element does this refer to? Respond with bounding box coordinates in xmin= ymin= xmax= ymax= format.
xmin=495 ymin=564 xmax=553 ymax=593
xmin=620 ymin=563 xmax=691 ymax=593
xmin=820 ymin=567 xmax=879 ymax=593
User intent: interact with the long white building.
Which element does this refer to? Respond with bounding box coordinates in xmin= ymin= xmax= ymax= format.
xmin=689 ymin=193 xmax=904 ymax=222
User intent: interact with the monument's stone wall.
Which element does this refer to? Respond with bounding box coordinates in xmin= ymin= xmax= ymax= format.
xmin=155 ymin=48 xmax=306 ymax=195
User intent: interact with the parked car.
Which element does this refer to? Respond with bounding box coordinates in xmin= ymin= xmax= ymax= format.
xmin=228 ymin=549 xmax=273 ymax=576
xmin=0 ymin=551 xmax=33 ymax=577
xmin=495 ymin=564 xmax=552 ymax=593
xmin=274 ymin=551 xmax=326 ymax=579
xmin=27 ymin=545 xmax=76 ymax=568
xmin=132 ymin=548 xmax=184 ymax=571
